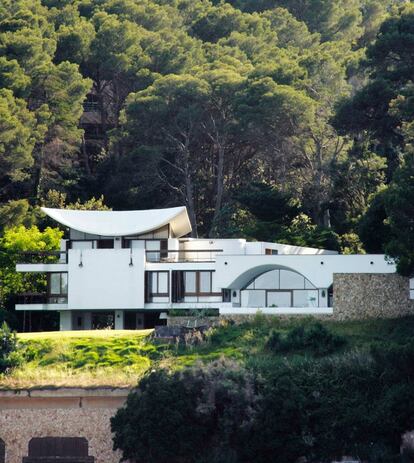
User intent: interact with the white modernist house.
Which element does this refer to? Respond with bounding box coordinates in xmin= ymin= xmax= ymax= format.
xmin=15 ymin=206 xmax=397 ymax=330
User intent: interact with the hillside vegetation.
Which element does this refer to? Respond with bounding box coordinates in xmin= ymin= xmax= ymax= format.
xmin=2 ymin=316 xmax=414 ymax=388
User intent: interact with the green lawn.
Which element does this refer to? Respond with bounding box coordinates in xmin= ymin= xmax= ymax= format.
xmin=17 ymin=329 xmax=153 ymax=340
xmin=2 ymin=316 xmax=414 ymax=389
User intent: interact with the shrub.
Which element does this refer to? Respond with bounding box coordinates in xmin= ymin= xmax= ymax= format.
xmin=265 ymin=321 xmax=347 ymax=356
xmin=0 ymin=322 xmax=19 ymax=373
xmin=264 ymin=329 xmax=283 ymax=351
xmin=111 ymin=358 xmax=258 ymax=463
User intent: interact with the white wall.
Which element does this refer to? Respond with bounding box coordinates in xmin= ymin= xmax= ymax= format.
xmin=68 ymin=249 xmax=145 ymax=310
xmin=180 ymin=239 xmax=246 ymax=257
xmin=179 ymin=238 xmax=336 ymax=256
xmin=244 ymin=242 xmax=338 ymax=255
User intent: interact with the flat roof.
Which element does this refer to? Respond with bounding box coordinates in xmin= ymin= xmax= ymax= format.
xmin=41 ymin=206 xmax=192 ymax=238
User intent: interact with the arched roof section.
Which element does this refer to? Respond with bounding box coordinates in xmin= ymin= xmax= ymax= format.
xmin=41 ymin=206 xmax=192 ymax=238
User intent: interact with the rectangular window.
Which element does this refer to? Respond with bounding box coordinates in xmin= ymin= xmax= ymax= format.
xmin=97 ymin=239 xmax=114 ymax=249
xmin=267 ymin=291 xmax=292 ymax=307
xmin=184 ymin=271 xmax=215 ymax=295
xmin=158 ymin=272 xmax=169 ymax=293
xmin=145 ymin=271 xmax=169 ymax=300
xmin=184 ymin=271 xmax=197 ymax=294
xmin=199 ymin=271 xmax=212 ymax=293
xmin=48 ymin=273 xmax=68 ymax=303
xmin=265 ymin=248 xmax=278 ymax=255
xmin=292 ymin=290 xmax=318 ymax=307
xmin=146 ymin=241 xmax=160 ymax=262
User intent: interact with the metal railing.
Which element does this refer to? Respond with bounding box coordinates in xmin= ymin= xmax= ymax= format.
xmin=17 ymin=251 xmax=68 ymax=264
xmin=145 ymin=249 xmax=223 ymax=263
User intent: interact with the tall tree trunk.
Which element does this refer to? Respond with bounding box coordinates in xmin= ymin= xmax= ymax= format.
xmin=185 ymin=168 xmax=198 ymax=237
xmin=81 ymin=134 xmax=91 ymax=176
xmin=32 ymin=146 xmax=44 ymax=202
xmin=210 ymin=144 xmax=225 ymax=237
xmin=313 ymin=138 xmax=325 ymax=226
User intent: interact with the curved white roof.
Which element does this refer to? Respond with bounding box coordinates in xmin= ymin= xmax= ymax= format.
xmin=41 ymin=206 xmax=192 ymax=238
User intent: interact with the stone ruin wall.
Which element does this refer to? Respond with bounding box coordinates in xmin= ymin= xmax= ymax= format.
xmin=333 ymin=273 xmax=414 ymax=320
xmin=0 ymin=388 xmax=128 ymax=463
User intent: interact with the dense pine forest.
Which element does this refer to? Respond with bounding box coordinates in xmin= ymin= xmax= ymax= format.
xmin=0 ymin=0 xmax=413 ymax=298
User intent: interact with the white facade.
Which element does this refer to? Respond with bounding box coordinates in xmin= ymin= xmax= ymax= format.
xmin=15 ymin=206 xmax=397 ymax=330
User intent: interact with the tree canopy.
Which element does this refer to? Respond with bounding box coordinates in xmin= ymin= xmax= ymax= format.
xmin=0 ymin=0 xmax=410 ymax=273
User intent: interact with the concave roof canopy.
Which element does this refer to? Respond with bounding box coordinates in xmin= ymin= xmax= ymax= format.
xmin=41 ymin=206 xmax=192 ymax=238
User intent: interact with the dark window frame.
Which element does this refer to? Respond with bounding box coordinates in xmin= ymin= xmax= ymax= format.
xmin=96 ymin=239 xmax=114 ymax=249
xmin=183 ymin=270 xmax=220 ymax=296
xmin=146 ymin=271 xmax=170 ymax=297
xmin=265 ymin=248 xmax=278 ymax=255
xmin=241 ymin=288 xmax=320 ymax=307
xmin=47 ymin=272 xmax=68 ymax=301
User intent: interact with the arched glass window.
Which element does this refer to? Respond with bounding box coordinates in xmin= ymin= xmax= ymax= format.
xmin=241 ymin=268 xmax=318 ymax=308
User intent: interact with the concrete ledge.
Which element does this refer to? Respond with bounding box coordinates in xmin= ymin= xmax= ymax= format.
xmin=219 ymin=307 xmax=333 ymax=315
xmin=0 ymin=388 xmax=130 ymax=410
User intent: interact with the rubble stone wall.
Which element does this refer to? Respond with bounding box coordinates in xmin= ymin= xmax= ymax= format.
xmin=0 ymin=388 xmax=128 ymax=463
xmin=333 ymin=273 xmax=414 ymax=320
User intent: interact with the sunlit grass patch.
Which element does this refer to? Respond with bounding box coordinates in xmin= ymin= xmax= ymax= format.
xmin=17 ymin=329 xmax=153 ymax=340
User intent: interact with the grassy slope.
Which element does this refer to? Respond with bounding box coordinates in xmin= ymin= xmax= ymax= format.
xmin=2 ymin=316 xmax=414 ymax=389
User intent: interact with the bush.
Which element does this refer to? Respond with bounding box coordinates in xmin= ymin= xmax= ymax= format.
xmin=0 ymin=322 xmax=19 ymax=373
xmin=111 ymin=358 xmax=258 ymax=463
xmin=265 ymin=321 xmax=347 ymax=356
xmin=112 ymin=341 xmax=414 ymax=463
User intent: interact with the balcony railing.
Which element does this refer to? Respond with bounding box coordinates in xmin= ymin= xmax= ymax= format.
xmin=17 ymin=249 xmax=222 ymax=264
xmin=17 ymin=251 xmax=68 ymax=264
xmin=145 ymin=249 xmax=223 ymax=263
xmin=16 ymin=293 xmax=68 ymax=304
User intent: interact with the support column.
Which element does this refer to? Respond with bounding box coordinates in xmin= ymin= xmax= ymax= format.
xmin=83 ymin=312 xmax=92 ymax=330
xmin=59 ymin=311 xmax=73 ymax=331
xmin=114 ymin=310 xmax=124 ymax=330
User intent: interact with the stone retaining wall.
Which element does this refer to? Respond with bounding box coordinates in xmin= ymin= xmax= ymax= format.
xmin=0 ymin=388 xmax=129 ymax=463
xmin=333 ymin=273 xmax=414 ymax=320
xmin=166 ymin=316 xmax=221 ymax=327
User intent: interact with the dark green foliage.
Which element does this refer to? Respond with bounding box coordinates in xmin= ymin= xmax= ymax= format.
xmin=248 ymin=345 xmax=414 ymax=463
xmin=0 ymin=322 xmax=19 ymax=373
xmin=265 ymin=321 xmax=347 ymax=356
xmin=383 ymin=153 xmax=414 ymax=276
xmin=0 ymin=0 xmax=402 ymax=252
xmin=111 ymin=358 xmax=258 ymax=463
xmin=112 ymin=369 xmax=204 ymax=463
xmin=334 ymin=4 xmax=414 ymax=174
xmin=112 ymin=325 xmax=414 ymax=463
xmin=358 ymin=188 xmax=393 ymax=253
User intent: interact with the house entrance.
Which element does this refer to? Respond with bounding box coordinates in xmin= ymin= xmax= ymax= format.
xmin=22 ymin=437 xmax=94 ymax=462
